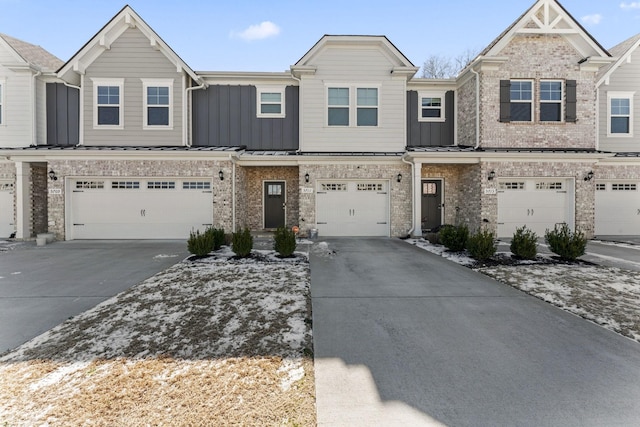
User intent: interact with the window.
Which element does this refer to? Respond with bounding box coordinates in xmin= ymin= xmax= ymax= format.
xmin=92 ymin=78 xmax=124 ymax=128
xmin=357 ymin=88 xmax=378 ymax=126
xmin=183 ymin=181 xmax=211 ymax=190
xmin=112 ymin=181 xmax=140 ymax=189
xmin=510 ymin=81 xmax=533 ymax=122
xmin=540 ymin=81 xmax=563 ymax=122
xmin=535 ymin=182 xmax=563 ymax=190
xmin=608 ymin=92 xmax=634 ymax=136
xmin=328 ymin=87 xmax=349 ymax=126
xmin=142 ymin=79 xmax=172 ymax=128
xmin=596 ymin=183 xmax=606 ymax=191
xmin=75 ymin=181 xmax=105 ymax=189
xmin=256 ymin=86 xmax=285 ymax=118
xmin=357 ymin=183 xmax=384 ymax=192
xmin=499 ymin=182 xmax=525 ymax=190
xmin=418 ymin=92 xmax=445 ymax=122
xmin=147 ymin=181 xmax=175 ymax=189
xmin=320 ymin=183 xmax=347 ymax=191
xmin=612 ymin=183 xmax=637 ymax=191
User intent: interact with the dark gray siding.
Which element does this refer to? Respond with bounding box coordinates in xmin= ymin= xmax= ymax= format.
xmin=407 ymin=90 xmax=455 ymax=147
xmin=46 ymin=83 xmax=79 ymax=146
xmin=192 ymin=85 xmax=299 ymax=150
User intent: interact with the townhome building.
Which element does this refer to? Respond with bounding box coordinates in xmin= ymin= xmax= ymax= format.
xmin=1 ymin=0 xmax=638 ymax=242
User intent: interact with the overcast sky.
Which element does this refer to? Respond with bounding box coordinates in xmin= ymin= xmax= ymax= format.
xmin=1 ymin=0 xmax=638 ymax=72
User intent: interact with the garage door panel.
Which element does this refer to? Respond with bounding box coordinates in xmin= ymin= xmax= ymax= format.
xmin=596 ymin=182 xmax=640 ymax=235
xmin=0 ymin=181 xmax=14 ymax=238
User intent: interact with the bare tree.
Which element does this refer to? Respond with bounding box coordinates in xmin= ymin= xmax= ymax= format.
xmin=421 ymin=48 xmax=480 ymax=79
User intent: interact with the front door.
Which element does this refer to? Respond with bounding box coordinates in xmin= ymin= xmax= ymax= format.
xmin=264 ymin=181 xmax=286 ymax=228
xmin=421 ymin=180 xmax=443 ymax=231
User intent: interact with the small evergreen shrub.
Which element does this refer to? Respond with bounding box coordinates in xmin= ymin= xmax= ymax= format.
xmin=467 ymin=228 xmax=497 ymax=261
xmin=274 ymin=226 xmax=297 ymax=257
xmin=212 ymin=228 xmax=226 ymax=250
xmin=187 ymin=228 xmax=214 ymax=257
xmin=232 ymin=227 xmax=253 ymax=258
xmin=544 ymin=223 xmax=587 ymax=261
xmin=439 ymin=224 xmax=468 ymax=252
xmin=510 ymin=226 xmax=538 ymax=260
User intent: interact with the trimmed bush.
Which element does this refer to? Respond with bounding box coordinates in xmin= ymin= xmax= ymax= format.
xmin=232 ymin=227 xmax=253 ymax=258
xmin=274 ymin=226 xmax=297 ymax=257
xmin=467 ymin=228 xmax=497 ymax=261
xmin=439 ymin=224 xmax=468 ymax=252
xmin=510 ymin=226 xmax=538 ymax=260
xmin=212 ymin=228 xmax=226 ymax=250
xmin=187 ymin=228 xmax=214 ymax=257
xmin=544 ymin=223 xmax=587 ymax=261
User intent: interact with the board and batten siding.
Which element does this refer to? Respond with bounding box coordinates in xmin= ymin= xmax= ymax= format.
xmin=46 ymin=83 xmax=79 ymax=146
xmin=82 ymin=27 xmax=184 ymax=146
xmin=0 ymin=53 xmax=34 ymax=147
xmin=406 ymin=90 xmax=455 ymax=147
xmin=192 ymin=85 xmax=299 ymax=150
xmin=300 ymin=46 xmax=407 ymax=152
xmin=598 ymin=48 xmax=640 ymax=152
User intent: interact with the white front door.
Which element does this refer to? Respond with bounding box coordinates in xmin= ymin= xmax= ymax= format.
xmin=595 ymin=181 xmax=640 ymax=235
xmin=69 ymin=178 xmax=213 ymax=239
xmin=497 ymin=179 xmax=574 ymax=238
xmin=0 ymin=181 xmax=15 ymax=238
xmin=316 ymin=181 xmax=389 ymax=237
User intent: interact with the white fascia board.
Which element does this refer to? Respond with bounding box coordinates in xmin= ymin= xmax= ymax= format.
xmin=4 ymin=150 xmax=239 ymax=163
xmin=407 ymin=79 xmax=456 ymax=92
xmin=597 ymin=41 xmax=640 ymax=87
xmin=198 ymin=72 xmax=297 ymax=86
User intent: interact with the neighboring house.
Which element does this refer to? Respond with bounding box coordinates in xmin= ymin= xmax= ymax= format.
xmin=2 ymin=0 xmax=640 ymax=241
xmin=595 ymin=33 xmax=640 ymax=236
xmin=0 ymin=33 xmax=63 ymax=238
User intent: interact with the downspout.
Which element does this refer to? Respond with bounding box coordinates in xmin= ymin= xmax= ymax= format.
xmin=290 ymin=72 xmax=302 ymax=154
xmin=185 ymin=79 xmax=207 ymax=147
xmin=62 ymin=81 xmax=82 ymax=146
xmin=401 ymin=153 xmax=415 ymax=237
xmin=32 ymin=70 xmax=41 ymax=146
xmin=470 ymin=66 xmax=481 ymax=149
xmin=229 ymin=153 xmax=237 ymax=232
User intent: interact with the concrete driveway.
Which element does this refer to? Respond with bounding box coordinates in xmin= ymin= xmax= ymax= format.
xmin=0 ymin=240 xmax=189 ymax=354
xmin=311 ymin=238 xmax=640 ymax=427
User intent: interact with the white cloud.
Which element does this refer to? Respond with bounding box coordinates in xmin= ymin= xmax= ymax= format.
xmin=581 ymin=14 xmax=603 ymax=25
xmin=620 ymin=2 xmax=640 ymax=10
xmin=230 ymin=21 xmax=281 ymax=41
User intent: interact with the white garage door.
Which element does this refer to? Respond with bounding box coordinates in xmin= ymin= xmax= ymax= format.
xmin=69 ymin=178 xmax=213 ymax=239
xmin=0 ymin=181 xmax=15 ymax=238
xmin=497 ymin=179 xmax=574 ymax=238
xmin=595 ymin=181 xmax=640 ymax=235
xmin=316 ymin=181 xmax=389 ymax=237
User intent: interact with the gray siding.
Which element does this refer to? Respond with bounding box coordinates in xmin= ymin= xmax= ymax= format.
xmin=46 ymin=83 xmax=79 ymax=146
xmin=192 ymin=85 xmax=299 ymax=150
xmin=407 ymin=90 xmax=455 ymax=147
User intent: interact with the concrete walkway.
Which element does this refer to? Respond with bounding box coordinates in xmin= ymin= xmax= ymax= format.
xmin=311 ymin=238 xmax=640 ymax=427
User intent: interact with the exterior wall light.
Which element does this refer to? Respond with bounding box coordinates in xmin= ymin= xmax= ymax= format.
xmin=584 ymin=171 xmax=594 ymax=181
xmin=218 ymin=170 xmax=224 ymax=181
xmin=305 ymin=173 xmax=310 ymax=183
xmin=488 ymin=170 xmax=496 ymax=181
xmin=49 ymin=170 xmax=58 ymax=181
xmin=397 ymin=173 xmax=402 ymax=183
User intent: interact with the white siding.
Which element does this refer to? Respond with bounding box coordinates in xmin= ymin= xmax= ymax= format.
xmin=35 ymin=78 xmax=47 ymax=145
xmin=83 ymin=27 xmax=184 ymax=146
xmin=599 ymin=49 xmax=640 ymax=152
xmin=0 ymin=47 xmax=34 ymax=147
xmin=300 ymin=46 xmax=406 ymax=152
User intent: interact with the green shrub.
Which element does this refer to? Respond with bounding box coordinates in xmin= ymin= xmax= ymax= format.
xmin=544 ymin=223 xmax=587 ymax=261
xmin=439 ymin=224 xmax=468 ymax=252
xmin=187 ymin=228 xmax=214 ymax=257
xmin=467 ymin=228 xmax=497 ymax=261
xmin=510 ymin=226 xmax=538 ymax=260
xmin=232 ymin=227 xmax=253 ymax=258
xmin=274 ymin=226 xmax=297 ymax=257
xmin=212 ymin=228 xmax=226 ymax=250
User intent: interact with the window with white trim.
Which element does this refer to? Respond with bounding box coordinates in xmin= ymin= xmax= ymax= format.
xmin=356 ymin=88 xmax=378 ymax=126
xmin=608 ymin=92 xmax=634 ymax=137
xmin=256 ymin=86 xmax=285 ymax=118
xmin=418 ymin=92 xmax=445 ymax=122
xmin=510 ymin=80 xmax=533 ymax=122
xmin=328 ymin=87 xmax=350 ymax=126
xmin=142 ymin=79 xmax=173 ymax=128
xmin=327 ymin=86 xmax=379 ymax=127
xmin=540 ymin=81 xmax=563 ymax=122
xmin=612 ymin=183 xmax=637 ymax=191
xmin=93 ymin=78 xmax=124 ymax=128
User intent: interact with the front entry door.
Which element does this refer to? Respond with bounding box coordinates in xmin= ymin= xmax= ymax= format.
xmin=264 ymin=181 xmax=286 ymax=228
xmin=421 ymin=180 xmax=443 ymax=231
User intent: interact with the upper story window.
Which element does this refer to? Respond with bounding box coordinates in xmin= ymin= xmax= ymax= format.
xmin=418 ymin=91 xmax=446 ymax=122
xmin=608 ymin=92 xmax=634 ymax=137
xmin=327 ymin=86 xmax=379 ymax=127
xmin=92 ymin=78 xmax=124 ymax=129
xmin=540 ymin=81 xmax=563 ymax=122
xmin=142 ymin=79 xmax=173 ymax=129
xmin=509 ymin=80 xmax=533 ymax=122
xmin=256 ymin=86 xmax=285 ymax=118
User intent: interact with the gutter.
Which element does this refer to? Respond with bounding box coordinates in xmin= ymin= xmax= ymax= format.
xmin=229 ymin=153 xmax=237 ymax=232
xmin=61 ymin=81 xmax=83 ymax=146
xmin=401 ymin=153 xmax=415 ymax=237
xmin=185 ymin=79 xmax=207 ymax=147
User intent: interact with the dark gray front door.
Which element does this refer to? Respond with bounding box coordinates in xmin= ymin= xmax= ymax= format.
xmin=264 ymin=181 xmax=286 ymax=228
xmin=421 ymin=179 xmax=442 ymax=231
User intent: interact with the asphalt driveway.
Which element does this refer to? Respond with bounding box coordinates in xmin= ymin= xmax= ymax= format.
xmin=311 ymin=238 xmax=640 ymax=427
xmin=0 ymin=240 xmax=189 ymax=353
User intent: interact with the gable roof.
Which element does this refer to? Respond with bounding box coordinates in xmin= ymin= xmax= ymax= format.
xmin=57 ymin=5 xmax=202 ymax=84
xmin=0 ymin=33 xmax=63 ymax=71
xmin=596 ymin=33 xmax=640 ymax=87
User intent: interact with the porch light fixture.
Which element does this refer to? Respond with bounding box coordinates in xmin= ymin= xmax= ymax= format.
xmin=305 ymin=172 xmax=310 ymax=183
xmin=488 ymin=170 xmax=496 ymax=181
xmin=397 ymin=173 xmax=402 ymax=183
xmin=218 ymin=170 xmax=224 ymax=181
xmin=48 ymin=170 xmax=58 ymax=181
xmin=584 ymin=171 xmax=594 ymax=181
